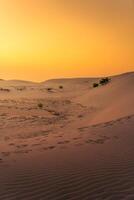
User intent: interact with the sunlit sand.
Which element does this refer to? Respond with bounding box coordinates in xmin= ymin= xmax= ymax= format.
xmin=0 ymin=72 xmax=134 ymax=199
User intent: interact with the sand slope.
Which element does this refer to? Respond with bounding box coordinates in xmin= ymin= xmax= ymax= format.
xmin=0 ymin=72 xmax=134 ymax=200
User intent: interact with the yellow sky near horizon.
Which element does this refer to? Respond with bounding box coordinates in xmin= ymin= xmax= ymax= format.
xmin=0 ymin=0 xmax=134 ymax=81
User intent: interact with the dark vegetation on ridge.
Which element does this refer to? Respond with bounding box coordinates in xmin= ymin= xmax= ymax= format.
xmin=93 ymin=77 xmax=111 ymax=88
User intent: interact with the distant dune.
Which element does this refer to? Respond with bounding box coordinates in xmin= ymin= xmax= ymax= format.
xmin=0 ymin=72 xmax=134 ymax=200
xmin=0 ymin=71 xmax=133 ymax=123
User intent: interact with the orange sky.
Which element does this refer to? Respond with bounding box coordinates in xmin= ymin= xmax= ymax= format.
xmin=0 ymin=0 xmax=134 ymax=81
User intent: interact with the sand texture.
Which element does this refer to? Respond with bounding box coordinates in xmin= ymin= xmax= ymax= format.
xmin=0 ymin=72 xmax=134 ymax=200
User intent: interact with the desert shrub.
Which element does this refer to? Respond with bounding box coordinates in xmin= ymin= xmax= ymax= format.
xmin=53 ymin=112 xmax=60 ymax=116
xmin=47 ymin=88 xmax=53 ymax=92
xmin=92 ymin=77 xmax=111 ymax=88
xmin=93 ymin=83 xmax=99 ymax=88
xmin=78 ymin=114 xmax=83 ymax=118
xmin=16 ymin=87 xmax=26 ymax=91
xmin=59 ymin=85 xmax=63 ymax=89
xmin=0 ymin=88 xmax=10 ymax=92
xmin=99 ymin=77 xmax=110 ymax=85
xmin=38 ymin=103 xmax=43 ymax=109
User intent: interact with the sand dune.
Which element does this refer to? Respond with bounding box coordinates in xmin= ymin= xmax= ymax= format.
xmin=0 ymin=72 xmax=134 ymax=200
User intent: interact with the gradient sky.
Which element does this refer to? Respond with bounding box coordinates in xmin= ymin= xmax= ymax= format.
xmin=0 ymin=0 xmax=134 ymax=81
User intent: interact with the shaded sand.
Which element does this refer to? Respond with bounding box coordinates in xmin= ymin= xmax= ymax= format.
xmin=0 ymin=72 xmax=134 ymax=199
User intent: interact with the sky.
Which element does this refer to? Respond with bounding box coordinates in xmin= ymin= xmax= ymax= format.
xmin=0 ymin=0 xmax=134 ymax=81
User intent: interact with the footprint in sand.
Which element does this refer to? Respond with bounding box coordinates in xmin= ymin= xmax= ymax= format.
xmin=14 ymin=149 xmax=32 ymax=154
xmin=41 ymin=139 xmax=46 ymax=142
xmin=100 ymin=135 xmax=110 ymax=140
xmin=48 ymin=146 xmax=56 ymax=150
xmin=4 ymin=137 xmax=10 ymax=141
xmin=85 ymin=139 xmax=105 ymax=144
xmin=9 ymin=143 xmax=15 ymax=146
xmin=113 ymin=136 xmax=119 ymax=140
xmin=16 ymin=144 xmax=28 ymax=148
xmin=73 ymin=137 xmax=82 ymax=140
xmin=55 ymin=135 xmax=63 ymax=138
xmin=59 ymin=145 xmax=68 ymax=149
xmin=32 ymin=143 xmax=41 ymax=146
xmin=57 ymin=140 xmax=70 ymax=145
xmin=21 ymin=144 xmax=28 ymax=147
xmin=42 ymin=147 xmax=49 ymax=151
xmin=1 ymin=152 xmax=11 ymax=157
xmin=42 ymin=146 xmax=56 ymax=151
xmin=75 ymin=143 xmax=84 ymax=146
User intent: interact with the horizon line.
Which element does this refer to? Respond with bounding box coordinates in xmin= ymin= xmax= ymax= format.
xmin=0 ymin=71 xmax=134 ymax=83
